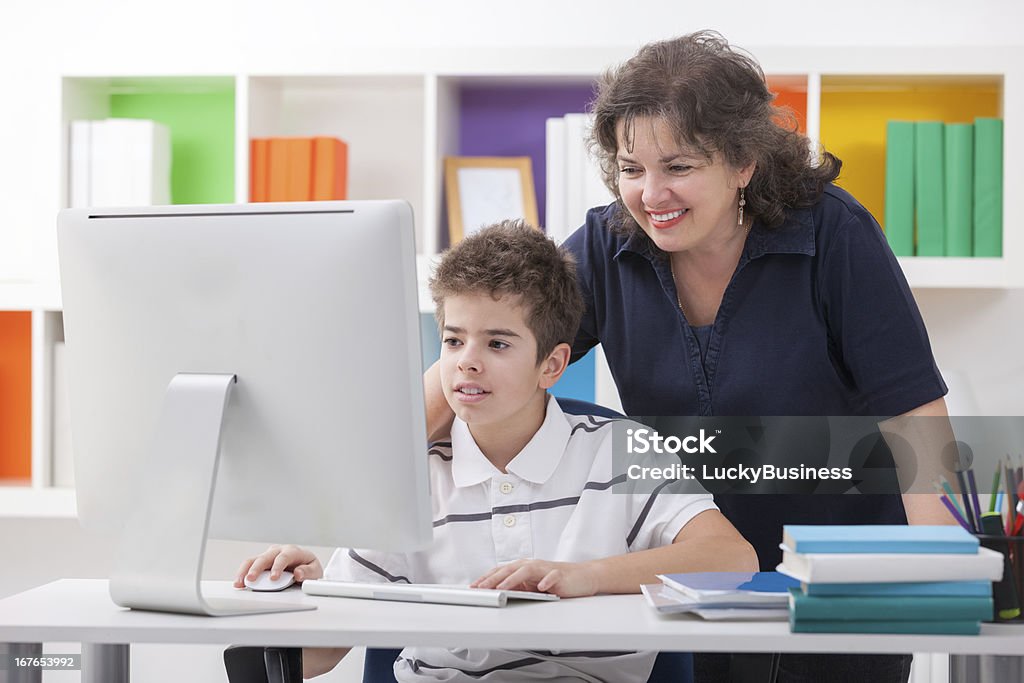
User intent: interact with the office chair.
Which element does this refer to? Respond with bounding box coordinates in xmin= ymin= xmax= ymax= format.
xmin=224 ymin=397 xmax=696 ymax=683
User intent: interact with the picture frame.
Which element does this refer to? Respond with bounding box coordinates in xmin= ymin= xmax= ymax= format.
xmin=444 ymin=156 xmax=540 ymax=244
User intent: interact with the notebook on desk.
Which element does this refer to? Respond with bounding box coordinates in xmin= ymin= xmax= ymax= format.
xmin=301 ymin=580 xmax=560 ymax=608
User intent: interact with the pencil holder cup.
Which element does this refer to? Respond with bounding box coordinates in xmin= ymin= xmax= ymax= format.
xmin=975 ymin=533 xmax=1024 ymax=623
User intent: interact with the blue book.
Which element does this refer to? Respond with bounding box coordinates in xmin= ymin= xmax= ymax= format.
xmin=658 ymin=572 xmax=799 ymax=606
xmin=789 ymin=588 xmax=993 ymax=621
xmin=802 ymin=580 xmax=992 ymax=598
xmin=782 ymin=524 xmax=979 ymax=554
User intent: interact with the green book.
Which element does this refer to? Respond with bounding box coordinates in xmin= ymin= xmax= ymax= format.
xmin=914 ymin=122 xmax=946 ymax=256
xmin=884 ymin=121 xmax=915 ymax=256
xmin=789 ymin=617 xmax=981 ymax=635
xmin=974 ymin=117 xmax=1003 ymax=257
xmin=789 ymin=588 xmax=992 ymax=622
xmin=944 ymin=123 xmax=974 ymax=256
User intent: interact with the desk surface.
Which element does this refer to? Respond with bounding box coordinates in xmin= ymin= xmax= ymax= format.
xmin=2 ymin=580 xmax=1023 ymax=655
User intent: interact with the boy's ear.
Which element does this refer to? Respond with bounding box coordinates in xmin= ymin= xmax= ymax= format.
xmin=538 ymin=343 xmax=572 ymax=390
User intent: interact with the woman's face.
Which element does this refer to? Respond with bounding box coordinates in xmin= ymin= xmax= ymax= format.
xmin=615 ymin=116 xmax=754 ymax=255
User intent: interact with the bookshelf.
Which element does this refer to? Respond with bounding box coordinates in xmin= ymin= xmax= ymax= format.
xmin=0 ymin=45 xmax=1020 ymax=512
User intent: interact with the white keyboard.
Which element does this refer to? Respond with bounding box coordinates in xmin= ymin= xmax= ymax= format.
xmin=301 ymin=580 xmax=560 ymax=608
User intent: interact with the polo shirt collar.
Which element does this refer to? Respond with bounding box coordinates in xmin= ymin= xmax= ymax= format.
xmin=613 ymin=205 xmax=816 ymax=262
xmin=450 ymin=395 xmax=571 ymax=487
xmin=744 ymin=206 xmax=815 ymax=259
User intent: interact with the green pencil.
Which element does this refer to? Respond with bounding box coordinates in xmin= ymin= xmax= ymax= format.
xmin=991 ymin=465 xmax=1002 ymax=513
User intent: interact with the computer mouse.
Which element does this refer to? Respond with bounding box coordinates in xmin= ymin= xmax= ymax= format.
xmin=244 ymin=570 xmax=296 ymax=592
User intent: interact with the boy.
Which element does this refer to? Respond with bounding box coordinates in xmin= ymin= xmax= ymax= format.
xmin=235 ymin=221 xmax=756 ymax=681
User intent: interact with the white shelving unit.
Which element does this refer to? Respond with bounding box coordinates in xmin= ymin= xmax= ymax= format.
xmin=1 ymin=45 xmax=1020 ymax=515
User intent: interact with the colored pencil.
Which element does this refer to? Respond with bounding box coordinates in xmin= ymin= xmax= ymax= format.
xmin=937 ymin=481 xmax=962 ymax=518
xmin=956 ymin=470 xmax=977 ymax=532
xmin=939 ymin=476 xmax=966 ymax=519
xmin=991 ymin=466 xmax=1003 ymax=513
xmin=967 ymin=469 xmax=983 ymax=531
xmin=938 ymin=493 xmax=972 ymax=531
xmin=1006 ymin=461 xmax=1018 ymax=535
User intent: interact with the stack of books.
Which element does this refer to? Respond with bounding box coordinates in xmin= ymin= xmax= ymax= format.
xmin=641 ymin=572 xmax=798 ymax=621
xmin=69 ymin=118 xmax=172 ymax=207
xmin=884 ymin=117 xmax=1003 ymax=257
xmin=250 ymin=136 xmax=348 ymax=202
xmin=779 ymin=525 xmax=1002 ymax=634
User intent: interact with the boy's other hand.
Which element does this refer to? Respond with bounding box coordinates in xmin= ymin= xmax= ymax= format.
xmin=471 ymin=559 xmax=599 ymax=598
xmin=233 ymin=544 xmax=323 ymax=589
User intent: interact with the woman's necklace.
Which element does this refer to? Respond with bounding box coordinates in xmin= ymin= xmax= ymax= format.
xmin=669 ymin=219 xmax=751 ymax=320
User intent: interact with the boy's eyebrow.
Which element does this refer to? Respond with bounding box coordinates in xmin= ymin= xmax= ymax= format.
xmin=443 ymin=325 xmax=521 ymax=338
xmin=485 ymin=328 xmax=521 ymax=338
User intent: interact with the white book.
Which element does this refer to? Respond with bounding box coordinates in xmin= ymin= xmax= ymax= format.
xmin=777 ymin=546 xmax=1004 ymax=584
xmin=563 ymin=113 xmax=614 ymax=241
xmin=90 ymin=119 xmax=172 ymax=206
xmin=51 ymin=341 xmax=74 ymax=488
xmin=640 ymin=584 xmax=788 ymax=620
xmin=563 ymin=113 xmax=589 ymax=240
xmin=89 ymin=119 xmax=129 ymax=207
xmin=126 ymin=120 xmax=171 ymax=205
xmin=545 ymin=117 xmax=567 ymax=243
xmin=302 ymin=580 xmax=559 ymax=608
xmin=69 ymin=120 xmax=92 ymax=208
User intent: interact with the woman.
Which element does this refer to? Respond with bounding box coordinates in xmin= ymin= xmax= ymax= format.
xmin=563 ymin=31 xmax=952 ymax=682
xmin=426 ymin=31 xmax=954 ymax=682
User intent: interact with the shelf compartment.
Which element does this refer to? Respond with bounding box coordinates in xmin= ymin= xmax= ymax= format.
xmin=247 ymin=75 xmax=426 ymax=249
xmin=62 ymin=76 xmax=235 ymax=207
xmin=819 ymin=75 xmax=1002 ymax=233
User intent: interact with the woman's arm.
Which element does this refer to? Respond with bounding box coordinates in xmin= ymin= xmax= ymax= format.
xmin=880 ymin=396 xmax=961 ymax=526
xmin=424 ymin=360 xmax=455 ymax=443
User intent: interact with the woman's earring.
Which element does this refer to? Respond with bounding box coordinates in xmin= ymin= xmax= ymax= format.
xmin=738 ymin=187 xmax=746 ymax=227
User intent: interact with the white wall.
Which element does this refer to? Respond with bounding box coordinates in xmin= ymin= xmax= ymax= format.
xmin=1 ymin=3 xmax=1022 ymax=681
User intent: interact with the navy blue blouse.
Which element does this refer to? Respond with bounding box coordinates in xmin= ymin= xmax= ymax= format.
xmin=564 ymin=185 xmax=948 ymax=569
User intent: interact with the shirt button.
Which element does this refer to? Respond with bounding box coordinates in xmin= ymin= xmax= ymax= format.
xmin=500 ymin=482 xmax=514 ymax=494
xmin=503 ymin=515 xmax=516 ymax=528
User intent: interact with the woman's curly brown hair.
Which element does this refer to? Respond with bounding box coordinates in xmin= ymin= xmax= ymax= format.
xmin=589 ymin=30 xmax=841 ymax=242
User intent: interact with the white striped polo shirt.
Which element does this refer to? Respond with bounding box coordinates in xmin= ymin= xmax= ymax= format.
xmin=324 ymin=396 xmax=717 ymax=682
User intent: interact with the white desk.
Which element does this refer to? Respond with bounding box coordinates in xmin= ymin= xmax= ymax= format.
xmin=2 ymin=580 xmax=1024 ymax=681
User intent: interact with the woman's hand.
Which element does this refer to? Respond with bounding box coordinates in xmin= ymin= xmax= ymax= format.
xmin=471 ymin=559 xmax=601 ymax=598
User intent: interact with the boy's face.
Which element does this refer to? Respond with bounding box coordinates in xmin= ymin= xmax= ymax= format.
xmin=439 ymin=292 xmax=559 ymax=432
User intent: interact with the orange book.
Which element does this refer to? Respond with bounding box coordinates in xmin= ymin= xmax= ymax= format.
xmin=249 ymin=138 xmax=270 ymax=202
xmin=267 ymin=138 xmax=291 ymax=202
xmin=286 ymin=138 xmax=314 ymax=201
xmin=769 ymin=82 xmax=807 ymax=134
xmin=312 ymin=137 xmax=348 ymax=200
xmin=0 ymin=312 xmax=32 ymax=481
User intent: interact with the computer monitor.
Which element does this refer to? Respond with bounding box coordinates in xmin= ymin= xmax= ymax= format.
xmin=57 ymin=201 xmax=433 ymax=616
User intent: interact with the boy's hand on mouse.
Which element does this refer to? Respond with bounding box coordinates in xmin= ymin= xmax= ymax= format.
xmin=471 ymin=559 xmax=600 ymax=598
xmin=233 ymin=544 xmax=323 ymax=588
